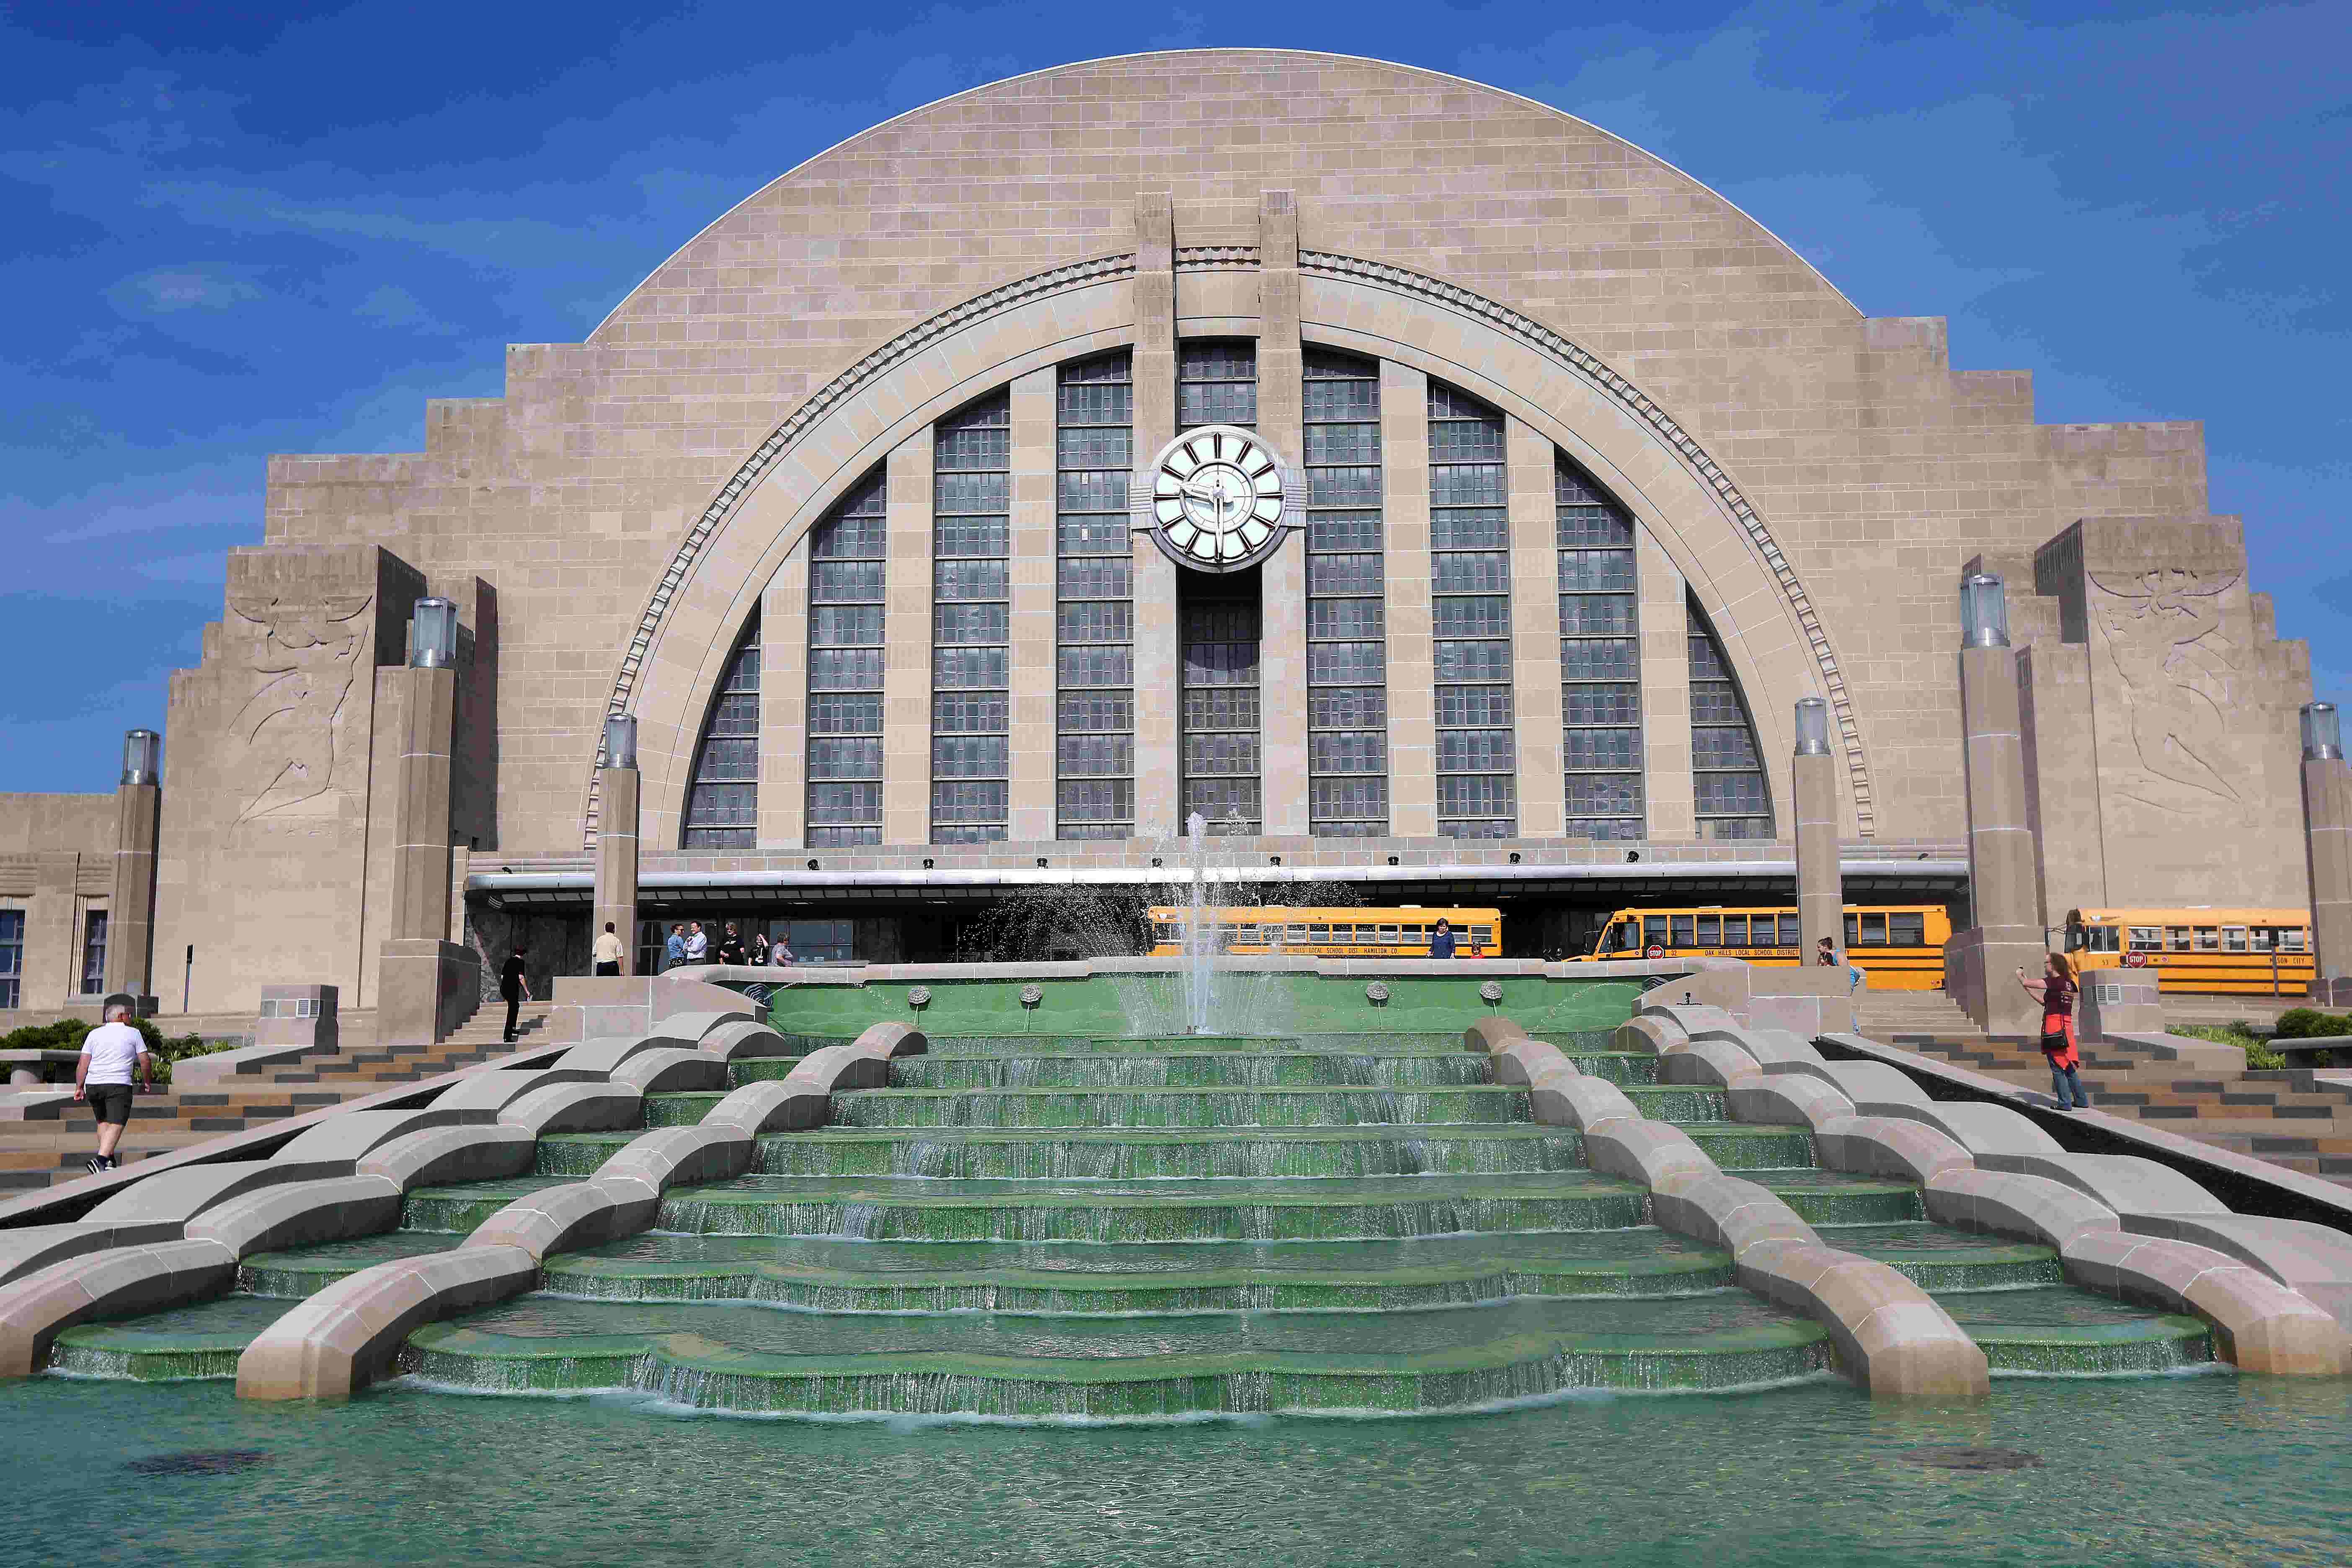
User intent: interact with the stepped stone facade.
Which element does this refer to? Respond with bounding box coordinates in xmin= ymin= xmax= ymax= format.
xmin=0 ymin=50 xmax=2317 ymax=1020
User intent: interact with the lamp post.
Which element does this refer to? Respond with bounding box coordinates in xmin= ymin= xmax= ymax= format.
xmin=380 ymin=596 xmax=472 ymax=1046
xmin=1951 ymin=572 xmax=2045 ymax=1034
xmin=2301 ymin=702 xmax=2352 ymax=1005
xmin=1792 ymin=697 xmax=1842 ymax=969
xmin=594 ymin=714 xmax=642 ymax=976
xmin=104 ymin=728 xmax=162 ymax=1003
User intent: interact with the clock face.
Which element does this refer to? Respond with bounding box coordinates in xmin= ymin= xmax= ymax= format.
xmin=1148 ymin=426 xmax=1287 ymax=570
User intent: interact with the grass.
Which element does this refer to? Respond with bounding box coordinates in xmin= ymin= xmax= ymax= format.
xmin=2171 ymin=1022 xmax=2288 ymax=1071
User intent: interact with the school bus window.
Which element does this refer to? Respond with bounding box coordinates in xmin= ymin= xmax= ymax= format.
xmin=2282 ymin=928 xmax=2308 ymax=951
xmin=2166 ymin=927 xmax=2191 ymax=951
xmin=1890 ymin=912 xmax=1925 ymax=947
xmin=1857 ymin=914 xmax=1886 ymax=945
xmin=2249 ymin=927 xmax=2275 ymax=952
xmin=1724 ymin=916 xmax=1750 ymax=946
xmin=2129 ymin=927 xmax=2160 ymax=952
xmin=1777 ymin=914 xmax=1800 ymax=946
xmin=2223 ymin=927 xmax=2248 ymax=953
xmin=1695 ymin=915 xmax=1720 ymax=946
xmin=1671 ymin=915 xmax=1695 ymax=947
xmin=1843 ymin=914 xmax=1859 ymax=948
xmin=1645 ymin=916 xmax=1668 ymax=948
xmin=2193 ymin=927 xmax=2219 ymax=953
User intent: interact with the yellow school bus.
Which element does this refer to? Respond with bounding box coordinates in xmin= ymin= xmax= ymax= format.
xmin=2065 ymin=907 xmax=2314 ymax=996
xmin=1575 ymin=904 xmax=1954 ymax=991
xmin=1146 ymin=906 xmax=1503 ymax=959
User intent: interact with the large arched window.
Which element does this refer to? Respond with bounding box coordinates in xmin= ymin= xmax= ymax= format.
xmin=931 ymin=392 xmax=1013 ymax=844
xmin=1556 ymin=459 xmax=1642 ymax=840
xmin=1055 ymin=350 xmax=1136 ymax=839
xmin=681 ymin=620 xmax=759 ymax=848
xmin=805 ymin=470 xmax=888 ymax=847
xmin=1688 ymin=595 xmax=1773 ymax=840
xmin=1427 ymin=380 xmax=1515 ymax=838
xmin=1304 ymin=348 xmax=1387 ymax=836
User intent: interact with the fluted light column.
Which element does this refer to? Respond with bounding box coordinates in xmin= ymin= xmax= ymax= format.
xmin=379 ymin=598 xmax=475 ymax=1044
xmin=1947 ymin=574 xmax=2047 ymax=1035
xmin=595 ymin=715 xmax=641 ymax=976
xmin=1792 ymin=699 xmax=1842 ymax=966
xmin=104 ymin=729 xmax=161 ymax=1004
xmin=2301 ymin=702 xmax=2352 ymax=1005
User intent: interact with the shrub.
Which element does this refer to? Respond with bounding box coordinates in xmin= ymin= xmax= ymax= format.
xmin=0 ymin=1016 xmax=222 ymax=1085
xmin=2272 ymin=1008 xmax=2352 ymax=1040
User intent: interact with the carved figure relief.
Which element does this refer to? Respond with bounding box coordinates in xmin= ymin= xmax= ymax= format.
xmin=2087 ymin=568 xmax=2242 ymax=810
xmin=227 ymin=593 xmax=373 ymax=824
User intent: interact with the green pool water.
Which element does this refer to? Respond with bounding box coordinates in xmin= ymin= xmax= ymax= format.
xmin=7 ymin=1374 xmax=2347 ymax=1565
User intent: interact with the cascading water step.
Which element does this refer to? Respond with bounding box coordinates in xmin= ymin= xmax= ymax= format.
xmin=749 ymin=1084 xmax=1727 ymax=1130
xmin=1811 ymin=1222 xmax=2063 ymax=1292
xmin=397 ymin=1290 xmax=1836 ymax=1412
xmin=1928 ymin=1285 xmax=2215 ymax=1374
xmin=1718 ymin=1168 xmax=1926 ymax=1225
xmin=49 ymin=1296 xmax=298 ymax=1382
xmin=403 ymin=1175 xmax=577 ymax=1234
xmin=652 ymin=1170 xmax=1653 ymax=1242
xmin=537 ymin=1228 xmax=1739 ymax=1310
xmin=238 ymin=1231 xmax=474 ymax=1297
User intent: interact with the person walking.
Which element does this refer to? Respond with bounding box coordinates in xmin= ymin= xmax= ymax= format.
xmin=717 ymin=922 xmax=748 ymax=966
xmin=1429 ymin=919 xmax=1457 ymax=960
xmin=500 ymin=945 xmax=533 ymax=1044
xmin=75 ymin=1002 xmax=153 ymax=1174
xmin=2018 ymin=952 xmax=2089 ymax=1111
xmin=663 ymin=923 xmax=687 ymax=972
xmin=773 ymin=935 xmax=798 ymax=966
xmin=593 ymin=921 xmax=625 ymax=977
xmin=684 ymin=922 xmax=709 ymax=965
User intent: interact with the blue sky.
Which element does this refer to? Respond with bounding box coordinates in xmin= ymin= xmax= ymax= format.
xmin=3 ymin=0 xmax=2345 ymax=793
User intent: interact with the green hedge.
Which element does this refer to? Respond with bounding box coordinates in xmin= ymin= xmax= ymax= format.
xmin=2271 ymin=1007 xmax=2352 ymax=1040
xmin=0 ymin=1017 xmax=227 ymax=1085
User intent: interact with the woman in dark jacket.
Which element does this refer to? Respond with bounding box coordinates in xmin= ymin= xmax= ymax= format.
xmin=2016 ymin=953 xmax=2089 ymax=1110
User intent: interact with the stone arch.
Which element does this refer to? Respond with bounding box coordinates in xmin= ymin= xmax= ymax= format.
xmin=603 ymin=253 xmax=1871 ymax=848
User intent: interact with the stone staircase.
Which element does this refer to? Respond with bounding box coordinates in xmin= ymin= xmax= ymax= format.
xmin=0 ymin=1005 xmax=554 ymax=1191
xmin=1854 ymin=991 xmax=2352 ymax=1191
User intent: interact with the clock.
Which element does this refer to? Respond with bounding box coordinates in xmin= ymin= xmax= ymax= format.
xmin=1140 ymin=425 xmax=1291 ymax=571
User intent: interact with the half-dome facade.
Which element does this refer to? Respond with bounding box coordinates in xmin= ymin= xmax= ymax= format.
xmin=0 ymin=50 xmax=2311 ymax=1015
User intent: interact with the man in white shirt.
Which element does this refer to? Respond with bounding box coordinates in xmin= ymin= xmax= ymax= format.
xmin=593 ymin=921 xmax=625 ymax=976
xmin=75 ymin=1002 xmax=153 ymax=1175
xmin=684 ymin=922 xmax=709 ymax=964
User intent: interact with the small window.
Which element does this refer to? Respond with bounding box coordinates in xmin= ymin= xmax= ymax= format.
xmin=1671 ymin=915 xmax=1695 ymax=948
xmin=79 ymin=909 xmax=109 ymax=997
xmin=1376 ymin=925 xmax=1399 ymax=943
xmin=1695 ymin=915 xmax=1720 ymax=947
xmin=2087 ymin=926 xmax=2119 ymax=953
xmin=2223 ymin=927 xmax=2249 ymax=953
xmin=2166 ymin=927 xmax=2192 ymax=952
xmin=2193 ymin=927 xmax=2219 ymax=953
xmin=2282 ymin=928 xmax=2309 ymax=952
xmin=1778 ymin=914 xmax=1800 ymax=946
xmin=2250 ymin=927 xmax=2276 ymax=952
xmin=1844 ymin=914 xmax=1860 ymax=948
xmin=1859 ymin=914 xmax=1888 ymax=946
xmin=1890 ymin=912 xmax=1926 ymax=948
xmin=2128 ymin=927 xmax=2161 ymax=952
xmin=1645 ymin=916 xmax=1669 ymax=948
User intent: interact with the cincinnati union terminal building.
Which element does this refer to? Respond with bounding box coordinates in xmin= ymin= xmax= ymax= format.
xmin=0 ymin=51 xmax=2319 ymax=1021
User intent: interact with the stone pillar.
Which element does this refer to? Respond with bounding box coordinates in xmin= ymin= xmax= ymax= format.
xmin=594 ymin=716 xmax=640 ymax=976
xmin=1792 ymin=699 xmax=1843 ymax=967
xmin=378 ymin=598 xmax=480 ymax=1046
xmin=1255 ymin=191 xmax=1309 ymax=838
xmin=1380 ymin=361 xmax=1436 ymax=839
xmin=1129 ymin=191 xmax=1181 ymax=840
xmin=104 ymin=729 xmax=161 ymax=1004
xmin=881 ymin=431 xmax=935 ymax=847
xmin=1507 ymin=419 xmax=1564 ymax=837
xmin=2300 ymin=702 xmax=2352 ymax=1005
xmin=1007 ymin=368 xmax=1059 ymax=842
xmin=1946 ymin=574 xmax=2049 ymax=1036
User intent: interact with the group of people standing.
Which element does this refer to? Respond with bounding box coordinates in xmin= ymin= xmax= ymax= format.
xmin=659 ymin=920 xmax=796 ymax=972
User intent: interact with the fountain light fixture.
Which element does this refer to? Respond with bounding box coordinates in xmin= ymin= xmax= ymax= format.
xmin=1626 ymin=851 xmax=1640 ymax=863
xmin=807 ymin=859 xmax=819 ymax=871
xmin=1793 ymin=697 xmax=1830 ymax=757
xmin=922 ymin=858 xmax=934 ymax=870
xmin=1960 ymin=572 xmax=2009 ymax=649
xmin=1151 ymin=857 xmax=1163 ymax=868
xmin=2303 ymin=702 xmax=2342 ymax=761
xmin=120 ymin=729 xmax=161 ymax=787
xmin=408 ymin=597 xmax=459 ymax=668
xmin=1269 ymin=855 xmax=1281 ymax=866
xmin=1386 ymin=855 xmax=1399 ymax=866
xmin=1508 ymin=852 xmax=1521 ymax=865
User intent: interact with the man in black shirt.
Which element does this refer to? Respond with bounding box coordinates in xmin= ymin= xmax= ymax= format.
xmin=501 ymin=946 xmax=532 ymax=1043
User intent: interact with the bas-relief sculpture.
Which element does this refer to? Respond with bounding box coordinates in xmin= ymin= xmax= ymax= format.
xmin=225 ymin=593 xmax=373 ymax=827
xmin=2088 ymin=568 xmax=2244 ymax=814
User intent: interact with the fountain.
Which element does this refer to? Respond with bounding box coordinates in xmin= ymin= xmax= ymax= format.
xmin=1184 ymin=811 xmax=1216 ymax=1036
